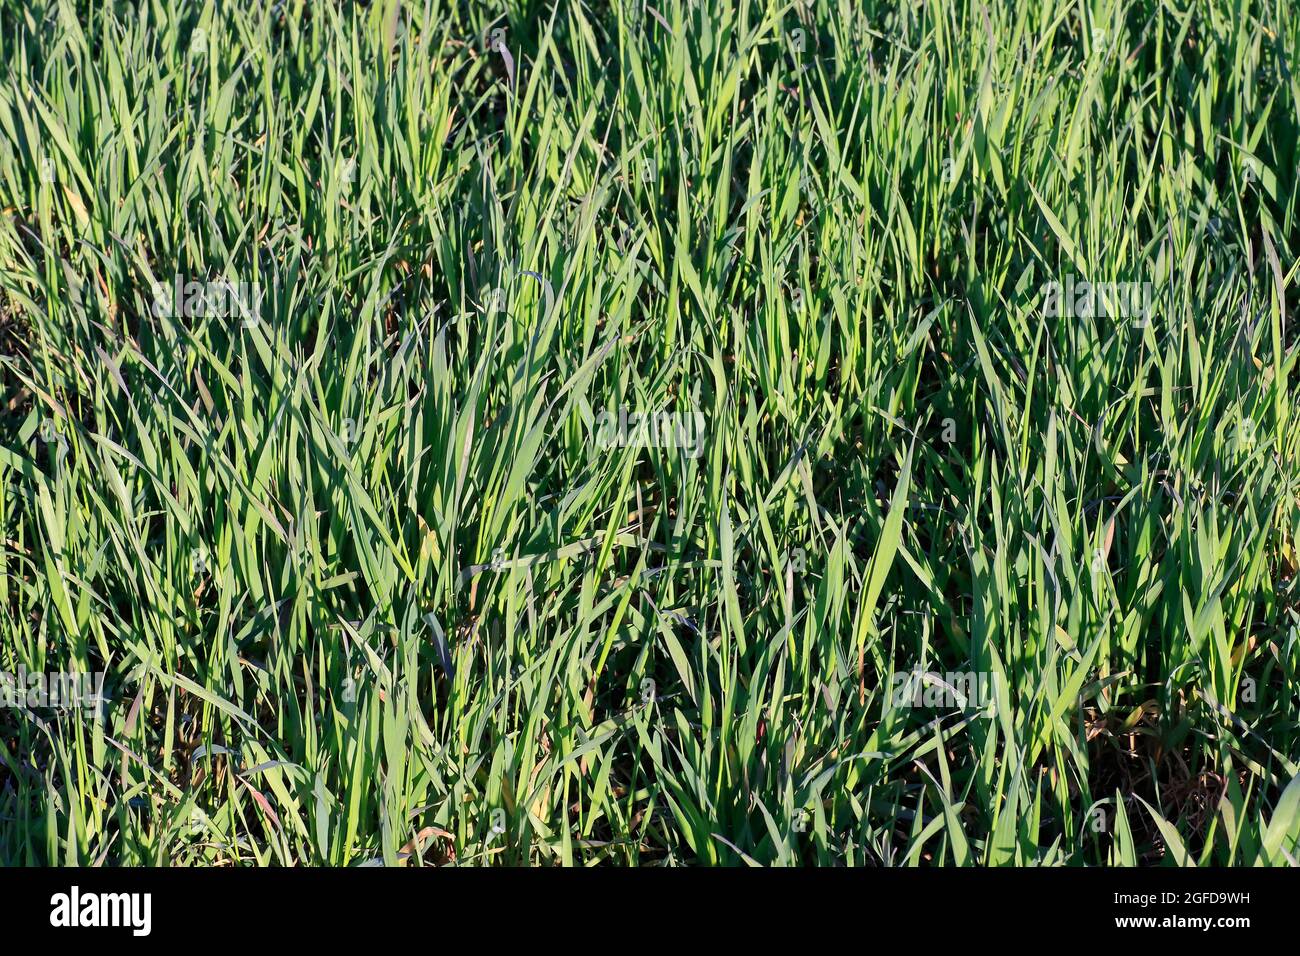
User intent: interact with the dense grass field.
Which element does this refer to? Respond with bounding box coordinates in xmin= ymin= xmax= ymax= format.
xmin=0 ymin=0 xmax=1298 ymax=866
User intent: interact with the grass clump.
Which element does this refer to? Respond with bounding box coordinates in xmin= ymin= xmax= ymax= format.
xmin=0 ymin=0 xmax=1298 ymax=865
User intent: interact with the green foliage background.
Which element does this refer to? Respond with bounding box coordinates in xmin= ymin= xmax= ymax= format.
xmin=0 ymin=0 xmax=1298 ymax=865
